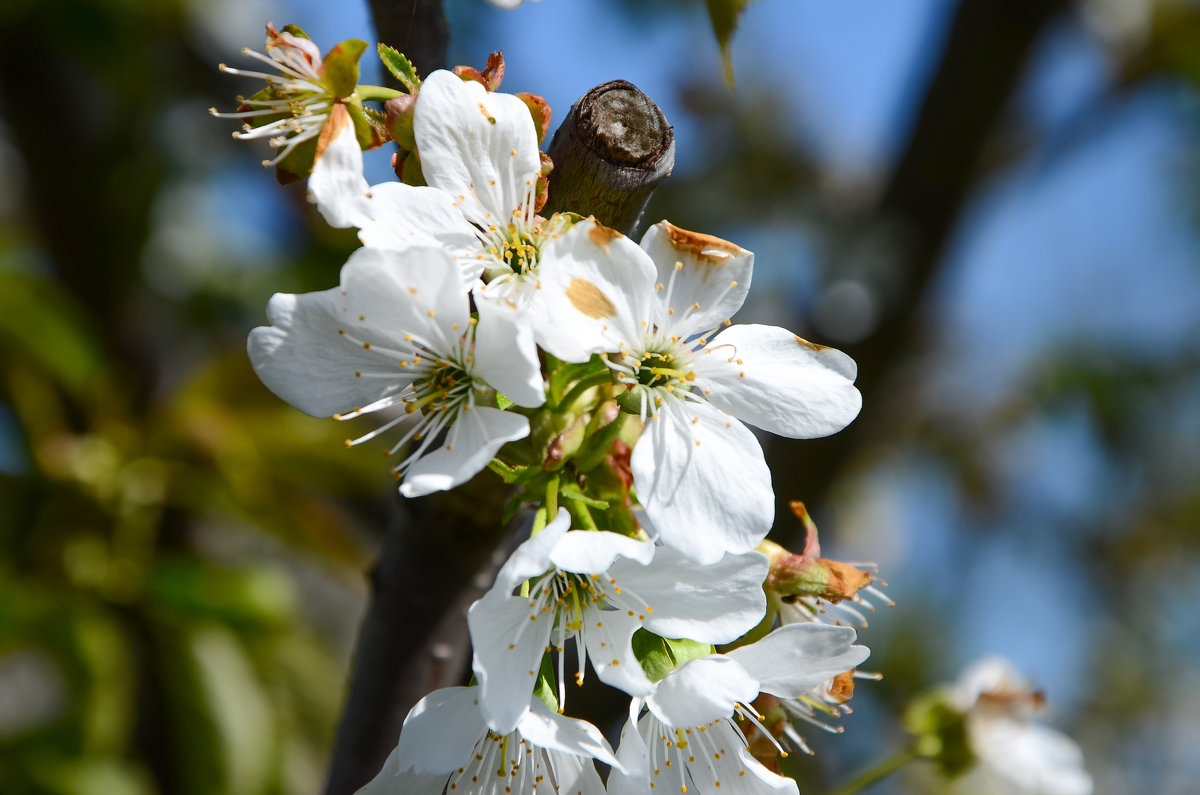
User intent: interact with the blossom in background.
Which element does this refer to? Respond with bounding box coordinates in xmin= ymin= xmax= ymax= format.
xmin=952 ymin=657 xmax=1093 ymax=795
xmin=467 ymin=509 xmax=769 ymax=733
xmin=247 ymin=244 xmax=543 ymax=497
xmin=358 ymin=685 xmax=615 ymax=795
xmin=308 ymin=69 xmax=565 ymax=291
xmin=536 ymin=219 xmax=862 ymax=563
xmin=607 ymin=623 xmax=869 ymax=795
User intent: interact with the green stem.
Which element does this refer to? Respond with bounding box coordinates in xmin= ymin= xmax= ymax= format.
xmin=569 ymin=499 xmax=599 ymax=531
xmin=354 ymin=85 xmax=405 ymax=102
xmin=828 ymin=748 xmax=919 ymax=795
xmin=530 ymin=504 xmax=549 ymax=537
xmin=556 ymin=371 xmax=612 ymax=412
xmin=545 ymin=474 xmax=560 ymax=518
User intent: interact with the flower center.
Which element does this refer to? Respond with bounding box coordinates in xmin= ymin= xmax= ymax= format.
xmin=608 ymin=337 xmax=696 ymax=419
xmin=483 ymin=223 xmax=541 ymax=281
xmin=404 ymin=357 xmax=474 ymax=416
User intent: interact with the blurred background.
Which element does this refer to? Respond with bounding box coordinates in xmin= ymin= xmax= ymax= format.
xmin=2 ymin=0 xmax=1199 ymax=792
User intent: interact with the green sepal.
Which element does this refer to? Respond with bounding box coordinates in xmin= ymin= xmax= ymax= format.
xmin=532 ymin=653 xmax=559 ymax=713
xmin=631 ymin=630 xmax=714 ymax=683
xmin=281 ymin=24 xmax=311 ymax=40
xmin=321 ymin=39 xmax=369 ymax=98
xmin=488 ymin=459 xmax=536 ymax=485
xmin=547 ymin=355 xmax=608 ymax=409
xmin=377 ymin=44 xmax=421 ymax=93
xmin=501 ymin=492 xmax=525 ymax=526
xmin=273 ymin=133 xmax=319 ymax=185
xmin=903 ymin=691 xmax=974 ymax=777
xmin=347 ymin=103 xmax=384 ymax=151
xmin=559 ymin=481 xmax=608 ymax=510
xmin=495 ymin=392 xmax=515 ymax=411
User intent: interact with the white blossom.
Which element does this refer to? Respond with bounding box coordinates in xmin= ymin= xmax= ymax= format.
xmin=468 ymin=509 xmax=769 ymax=733
xmin=536 ymin=219 xmax=862 ymax=563
xmin=607 ymin=623 xmax=869 ymax=795
xmin=358 ymin=685 xmax=616 ymax=795
xmin=952 ymin=657 xmax=1093 ymax=795
xmin=307 ymin=69 xmax=567 ymax=292
xmin=247 ymin=244 xmax=543 ymax=497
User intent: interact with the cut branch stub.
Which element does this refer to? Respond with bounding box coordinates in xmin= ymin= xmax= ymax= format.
xmin=544 ymin=80 xmax=675 ymax=236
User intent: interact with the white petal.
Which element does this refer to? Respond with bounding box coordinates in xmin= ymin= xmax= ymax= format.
xmin=472 ymin=295 xmax=546 ymax=408
xmin=491 ymin=509 xmax=572 ymax=595
xmin=581 ymin=606 xmax=654 ymax=697
xmin=640 ymin=220 xmax=754 ymax=337
xmin=531 ymin=219 xmax=657 ymax=363
xmin=414 ymin=70 xmax=540 ymax=225
xmin=394 ymin=686 xmax=486 ymax=774
xmin=518 ymin=697 xmax=621 ymax=769
xmin=399 ymin=406 xmax=529 ymax=497
xmin=729 ymin=743 xmax=801 ymax=795
xmin=340 ymin=246 xmax=469 ymax=354
xmin=248 ymin=289 xmax=404 ymax=417
xmin=724 ymin=623 xmax=869 ymax=698
xmin=613 ymin=548 xmax=768 ymax=645
xmin=467 ymin=594 xmax=551 ymax=734
xmin=631 ymin=399 xmax=774 ymax=564
xmin=307 ymin=104 xmax=371 ymax=229
xmin=548 ymin=531 xmax=654 ymax=574
xmin=540 ymin=750 xmax=608 ymax=795
xmin=695 ymin=324 xmax=861 ymax=438
xmin=953 ymin=655 xmax=1024 ymax=709
xmin=606 ymin=705 xmax=651 ymax=795
xmin=355 ymin=745 xmax=445 ymax=795
xmin=357 ymin=182 xmax=484 ymax=285
xmin=970 ymin=718 xmax=1093 ymax=795
xmin=645 ymin=656 xmax=758 ymax=727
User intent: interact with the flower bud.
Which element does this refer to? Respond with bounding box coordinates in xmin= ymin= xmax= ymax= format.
xmin=384 ymin=93 xmax=418 ymax=152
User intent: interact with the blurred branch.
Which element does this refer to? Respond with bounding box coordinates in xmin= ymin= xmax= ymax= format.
xmin=322 ymin=70 xmax=677 ymax=795
xmin=367 ymin=0 xmax=448 ymax=78
xmin=771 ymin=0 xmax=1071 ymax=544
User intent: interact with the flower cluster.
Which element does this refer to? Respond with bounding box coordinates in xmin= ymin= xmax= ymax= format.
xmin=233 ymin=36 xmax=886 ymax=794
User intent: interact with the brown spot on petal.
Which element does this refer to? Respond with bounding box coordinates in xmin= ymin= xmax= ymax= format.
xmin=793 ymin=334 xmax=831 ymax=353
xmin=314 ymin=104 xmax=350 ymax=163
xmin=663 ymin=221 xmax=744 ymax=264
xmin=565 ymin=278 xmax=617 ymax=319
xmin=587 ymin=221 xmax=623 ymax=248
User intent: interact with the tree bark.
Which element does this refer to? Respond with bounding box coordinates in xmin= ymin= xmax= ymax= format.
xmin=543 ymin=80 xmax=676 ymax=235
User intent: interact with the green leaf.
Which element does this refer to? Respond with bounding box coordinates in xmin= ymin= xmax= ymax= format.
xmin=704 ymin=0 xmax=755 ymax=85
xmin=377 ymin=44 xmax=421 ymax=93
xmin=320 ymin=39 xmax=368 ymax=99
